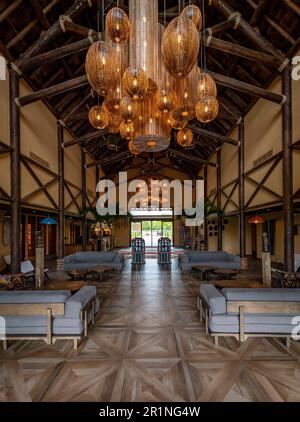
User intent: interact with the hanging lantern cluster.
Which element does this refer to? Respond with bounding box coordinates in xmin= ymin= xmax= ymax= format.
xmin=85 ymin=1 xmax=218 ymax=155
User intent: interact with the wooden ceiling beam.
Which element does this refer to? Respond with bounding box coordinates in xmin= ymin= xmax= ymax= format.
xmin=208 ymin=70 xmax=286 ymax=104
xmin=203 ymin=35 xmax=283 ymax=68
xmin=189 ymin=125 xmax=239 ymax=146
xmin=167 ymin=148 xmax=217 ymax=167
xmin=205 ymin=0 xmax=287 ymax=62
xmin=0 ymin=0 xmax=23 ymax=24
xmin=15 ymin=0 xmax=94 ymax=67
xmin=20 ymin=35 xmax=100 ymax=72
xmin=283 ymin=0 xmax=300 ymax=17
xmin=203 ymin=18 xmax=236 ymax=36
xmin=87 ymin=151 xmax=132 ymax=168
xmin=63 ymin=130 xmax=108 ymax=148
xmin=250 ymin=0 xmax=269 ymax=27
xmin=15 ymin=75 xmax=88 ymax=107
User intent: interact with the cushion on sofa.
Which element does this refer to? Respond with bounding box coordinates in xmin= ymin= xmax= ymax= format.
xmin=0 ymin=290 xmax=71 ymax=304
xmin=222 ymin=288 xmax=300 ymax=302
xmin=200 ymin=284 xmax=226 ymax=315
xmin=3 ymin=315 xmax=84 ymax=335
xmin=64 ymin=285 xmax=97 ymax=318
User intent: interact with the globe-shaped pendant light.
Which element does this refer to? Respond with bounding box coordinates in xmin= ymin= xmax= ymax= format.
xmin=198 ymin=71 xmax=217 ymax=98
xmin=88 ymin=105 xmax=109 ymax=129
xmin=177 ymin=128 xmax=194 ymax=148
xmin=162 ymin=15 xmax=199 ymax=79
xmin=156 ymin=88 xmax=177 ymax=114
xmin=108 ymin=110 xmax=122 ymax=133
xmin=181 ymin=5 xmax=202 ymax=31
xmin=122 ymin=67 xmax=149 ymax=100
xmin=119 ymin=96 xmax=138 ymax=122
xmin=119 ymin=121 xmax=135 ymax=140
xmin=105 ymin=7 xmax=130 ymax=44
xmin=195 ymin=96 xmax=219 ymax=123
xmin=85 ymin=41 xmax=118 ymax=96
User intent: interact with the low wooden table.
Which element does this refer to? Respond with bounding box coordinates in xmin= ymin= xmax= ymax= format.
xmin=90 ymin=266 xmax=114 ymax=282
xmin=214 ymin=268 xmax=239 ymax=280
xmin=215 ymin=279 xmax=263 ymax=290
xmin=192 ymin=265 xmax=215 ymax=281
xmin=66 ymin=269 xmax=89 ymax=281
xmin=44 ymin=280 xmax=86 ymax=293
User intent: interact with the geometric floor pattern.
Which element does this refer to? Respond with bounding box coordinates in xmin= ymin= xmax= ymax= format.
xmin=1 ymin=260 xmax=300 ymax=402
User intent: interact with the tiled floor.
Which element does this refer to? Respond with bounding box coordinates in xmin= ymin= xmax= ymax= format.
xmin=0 ymin=259 xmax=300 ymax=402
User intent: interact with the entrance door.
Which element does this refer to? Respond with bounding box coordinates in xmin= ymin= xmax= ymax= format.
xmin=131 ymin=220 xmax=173 ymax=247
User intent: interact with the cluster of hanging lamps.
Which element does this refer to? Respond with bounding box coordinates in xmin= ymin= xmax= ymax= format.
xmin=85 ymin=0 xmax=218 ymax=154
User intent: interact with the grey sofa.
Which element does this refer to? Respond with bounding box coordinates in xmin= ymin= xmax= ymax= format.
xmin=62 ymin=251 xmax=124 ymax=272
xmin=199 ymin=284 xmax=300 ymax=346
xmin=0 ymin=286 xmax=99 ymax=350
xmin=179 ymin=251 xmax=240 ymax=272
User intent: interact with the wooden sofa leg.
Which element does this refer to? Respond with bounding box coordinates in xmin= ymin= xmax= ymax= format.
xmin=214 ymin=336 xmax=219 ymax=347
xmin=3 ymin=340 xmax=7 ymax=351
xmin=73 ymin=339 xmax=78 ymax=350
xmin=286 ymin=337 xmax=291 ymax=348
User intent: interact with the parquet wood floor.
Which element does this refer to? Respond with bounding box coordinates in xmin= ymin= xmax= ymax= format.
xmin=0 ymin=260 xmax=300 ymax=402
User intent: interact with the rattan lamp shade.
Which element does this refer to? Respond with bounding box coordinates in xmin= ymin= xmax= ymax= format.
xmin=108 ymin=110 xmax=122 ymax=133
xmin=106 ymin=7 xmax=130 ymax=44
xmin=85 ymin=41 xmax=118 ymax=96
xmin=119 ymin=96 xmax=138 ymax=122
xmin=156 ymin=88 xmax=177 ymax=114
xmin=172 ymin=63 xmax=198 ymax=121
xmin=177 ymin=128 xmax=194 ymax=148
xmin=181 ymin=5 xmax=202 ymax=31
xmin=88 ymin=105 xmax=109 ymax=129
xmin=122 ymin=67 xmax=149 ymax=100
xmin=198 ymin=71 xmax=217 ymax=98
xmin=162 ymin=16 xmax=199 ymax=79
xmin=195 ymin=96 xmax=219 ymax=123
xmin=119 ymin=121 xmax=135 ymax=139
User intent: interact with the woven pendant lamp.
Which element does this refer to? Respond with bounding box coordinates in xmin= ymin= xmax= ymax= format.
xmin=128 ymin=139 xmax=142 ymax=155
xmin=122 ymin=67 xmax=149 ymax=100
xmin=108 ymin=109 xmax=122 ymax=133
xmin=198 ymin=71 xmax=217 ymax=98
xmin=88 ymin=105 xmax=109 ymax=129
xmin=181 ymin=5 xmax=202 ymax=31
xmin=156 ymin=88 xmax=177 ymax=114
xmin=119 ymin=96 xmax=138 ymax=122
xmin=162 ymin=15 xmax=199 ymax=78
xmin=85 ymin=41 xmax=118 ymax=96
xmin=195 ymin=96 xmax=219 ymax=123
xmin=119 ymin=121 xmax=135 ymax=140
xmin=106 ymin=7 xmax=130 ymax=44
xmin=177 ymin=128 xmax=194 ymax=148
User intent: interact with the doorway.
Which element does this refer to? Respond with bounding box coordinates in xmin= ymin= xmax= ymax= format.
xmin=131 ymin=220 xmax=173 ymax=247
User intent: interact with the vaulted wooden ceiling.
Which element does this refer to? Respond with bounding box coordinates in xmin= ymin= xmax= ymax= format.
xmin=1 ymin=0 xmax=300 ymax=179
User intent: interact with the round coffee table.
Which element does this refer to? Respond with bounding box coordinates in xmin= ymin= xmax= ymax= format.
xmin=192 ymin=266 xmax=215 ymax=281
xmin=214 ymin=268 xmax=239 ymax=280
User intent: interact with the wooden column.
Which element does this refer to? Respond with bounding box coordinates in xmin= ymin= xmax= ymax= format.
xmin=57 ymin=122 xmax=65 ymax=270
xmin=282 ymin=66 xmax=294 ymax=272
xmin=204 ymin=165 xmax=208 ymax=250
xmin=81 ymin=149 xmax=87 ymax=251
xmin=217 ymin=148 xmax=222 ymax=251
xmin=9 ymin=68 xmax=21 ymax=273
xmin=239 ymin=119 xmax=247 ymax=269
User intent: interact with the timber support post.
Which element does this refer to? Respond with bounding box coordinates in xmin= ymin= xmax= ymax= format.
xmin=9 ymin=67 xmax=21 ymax=273
xmin=217 ymin=148 xmax=222 ymax=251
xmin=81 ymin=149 xmax=87 ymax=251
xmin=204 ymin=165 xmax=208 ymax=250
xmin=282 ymin=65 xmax=294 ymax=272
xmin=239 ymin=118 xmax=247 ymax=269
xmin=57 ymin=122 xmax=65 ymax=270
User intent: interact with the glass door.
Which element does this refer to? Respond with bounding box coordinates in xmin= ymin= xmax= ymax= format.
xmin=141 ymin=221 xmax=152 ymax=246
xmin=131 ymin=221 xmax=142 ymax=239
xmin=162 ymin=221 xmax=173 ymax=242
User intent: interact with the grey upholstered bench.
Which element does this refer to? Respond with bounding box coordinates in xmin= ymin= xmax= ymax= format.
xmin=0 ymin=286 xmax=99 ymax=350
